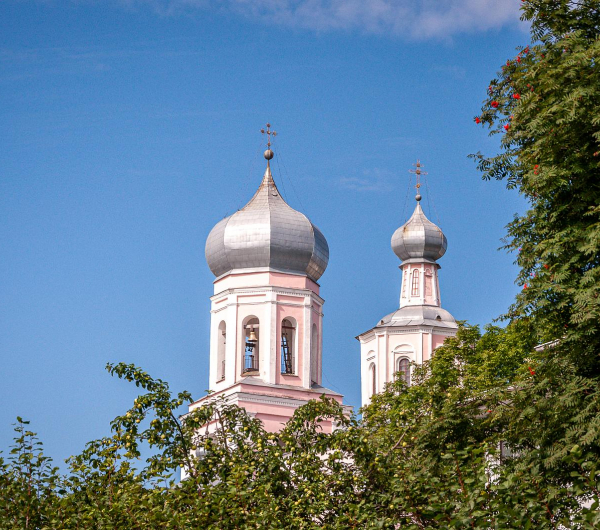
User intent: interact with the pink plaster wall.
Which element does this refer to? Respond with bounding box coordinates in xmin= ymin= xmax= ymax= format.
xmin=432 ymin=334 xmax=447 ymax=350
xmin=189 ymin=383 xmax=342 ymax=434
xmin=254 ymin=412 xmax=334 ymax=434
xmin=239 ymin=399 xmax=336 ymax=434
xmin=214 ymin=270 xmax=319 ymax=295
xmin=270 ymin=272 xmax=319 ymax=294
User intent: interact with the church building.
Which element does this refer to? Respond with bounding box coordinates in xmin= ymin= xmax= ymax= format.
xmin=188 ymin=128 xmax=457 ymax=430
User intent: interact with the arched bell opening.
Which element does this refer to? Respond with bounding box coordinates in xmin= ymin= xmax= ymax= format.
xmin=242 ymin=317 xmax=259 ymax=374
xmin=280 ymin=318 xmax=296 ymax=375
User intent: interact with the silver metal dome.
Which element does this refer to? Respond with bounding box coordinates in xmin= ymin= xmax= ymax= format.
xmin=391 ymin=202 xmax=447 ymax=263
xmin=205 ymin=164 xmax=329 ymax=281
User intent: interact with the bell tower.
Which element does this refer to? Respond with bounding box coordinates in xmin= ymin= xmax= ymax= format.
xmin=357 ymin=161 xmax=458 ymax=407
xmin=190 ymin=125 xmax=348 ymax=432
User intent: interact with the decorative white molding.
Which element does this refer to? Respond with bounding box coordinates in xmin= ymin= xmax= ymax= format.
xmin=236 ymin=392 xmax=313 ymax=408
xmin=211 ymin=285 xmax=324 ymax=305
xmin=357 ymin=331 xmax=376 ymax=343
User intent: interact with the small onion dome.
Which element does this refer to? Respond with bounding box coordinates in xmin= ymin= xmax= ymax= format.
xmin=391 ymin=202 xmax=447 ymax=263
xmin=205 ymin=164 xmax=329 ymax=281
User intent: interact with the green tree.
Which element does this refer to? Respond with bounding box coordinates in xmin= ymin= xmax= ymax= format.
xmin=0 ymin=419 xmax=61 ymax=529
xmin=470 ymin=0 xmax=600 ymax=526
xmin=472 ymin=0 xmax=600 ymax=371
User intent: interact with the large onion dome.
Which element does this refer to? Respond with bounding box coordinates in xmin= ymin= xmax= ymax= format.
xmin=205 ymin=162 xmax=329 ymax=282
xmin=391 ymin=200 xmax=447 ymax=263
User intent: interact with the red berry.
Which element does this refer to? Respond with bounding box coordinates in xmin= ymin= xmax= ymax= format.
xmin=491 ymin=101 xmax=499 ymax=108
xmin=475 ymin=117 xmax=481 ymax=124
xmin=513 ymin=93 xmax=521 ymax=99
xmin=503 ymin=124 xmax=510 ymax=131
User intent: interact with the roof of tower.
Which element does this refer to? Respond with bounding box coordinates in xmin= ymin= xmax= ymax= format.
xmin=205 ymin=160 xmax=329 ymax=282
xmin=391 ymin=200 xmax=447 ymax=263
xmin=375 ymin=305 xmax=457 ymax=330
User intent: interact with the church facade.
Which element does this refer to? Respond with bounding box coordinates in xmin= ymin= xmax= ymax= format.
xmin=188 ymin=136 xmax=457 ymax=429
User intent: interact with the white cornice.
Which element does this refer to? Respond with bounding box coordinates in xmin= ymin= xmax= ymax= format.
xmin=211 ymin=286 xmax=324 ymax=305
xmin=357 ymin=331 xmax=376 ymax=343
xmin=198 ymin=388 xmax=328 ymax=409
xmin=235 ymin=392 xmax=313 ymax=408
xmin=357 ymin=324 xmax=457 ymax=340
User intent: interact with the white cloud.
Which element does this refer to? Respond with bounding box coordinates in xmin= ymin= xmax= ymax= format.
xmin=339 ymin=168 xmax=395 ymax=192
xmin=121 ymin=0 xmax=523 ymax=39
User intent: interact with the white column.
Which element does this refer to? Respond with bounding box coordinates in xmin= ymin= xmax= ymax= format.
xmin=420 ymin=263 xmax=425 ymax=305
xmin=261 ymin=292 xmax=274 ymax=383
xmin=208 ymin=307 xmax=217 ymax=390
xmin=224 ymin=296 xmax=236 ymax=385
xmin=302 ymin=295 xmax=311 ymax=388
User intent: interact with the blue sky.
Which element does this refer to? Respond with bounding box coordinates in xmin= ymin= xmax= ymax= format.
xmin=1 ymin=0 xmax=529 ymax=465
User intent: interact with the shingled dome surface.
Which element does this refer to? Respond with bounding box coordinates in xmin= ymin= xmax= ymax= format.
xmin=205 ymin=165 xmax=329 ymax=282
xmin=391 ymin=203 xmax=447 ymax=263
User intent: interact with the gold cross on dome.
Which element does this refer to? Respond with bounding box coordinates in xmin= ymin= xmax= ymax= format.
xmin=408 ymin=159 xmax=428 ymax=193
xmin=260 ymin=123 xmax=277 ymax=148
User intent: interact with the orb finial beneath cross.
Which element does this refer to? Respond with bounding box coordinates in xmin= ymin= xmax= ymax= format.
xmin=260 ymin=122 xmax=277 ymax=162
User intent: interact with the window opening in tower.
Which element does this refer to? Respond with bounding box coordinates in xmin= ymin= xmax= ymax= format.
xmin=281 ymin=319 xmax=295 ymax=374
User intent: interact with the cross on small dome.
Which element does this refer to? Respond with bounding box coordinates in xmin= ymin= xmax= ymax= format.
xmin=391 ymin=160 xmax=446 ymax=263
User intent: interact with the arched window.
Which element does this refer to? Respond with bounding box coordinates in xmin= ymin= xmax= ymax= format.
xmin=217 ymin=321 xmax=226 ymax=382
xmin=311 ymin=324 xmax=318 ymax=384
xmin=411 ymin=269 xmax=420 ymax=297
xmin=397 ymin=358 xmax=410 ymax=386
xmin=369 ymin=363 xmax=376 ymax=397
xmin=281 ymin=318 xmax=296 ymax=374
xmin=243 ymin=317 xmax=259 ymax=373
